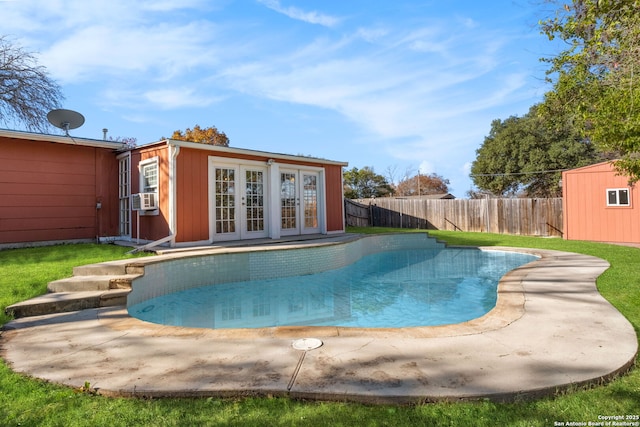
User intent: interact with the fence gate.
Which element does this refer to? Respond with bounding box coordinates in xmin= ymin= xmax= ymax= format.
xmin=344 ymin=199 xmax=371 ymax=227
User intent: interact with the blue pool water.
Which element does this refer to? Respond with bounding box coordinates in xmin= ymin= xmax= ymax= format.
xmin=128 ymin=248 xmax=536 ymax=329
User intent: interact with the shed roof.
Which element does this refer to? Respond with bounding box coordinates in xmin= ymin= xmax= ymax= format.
xmin=136 ymin=139 xmax=349 ymax=167
xmin=562 ymin=160 xmax=616 ymax=175
xmin=0 ymin=128 xmax=127 ymax=150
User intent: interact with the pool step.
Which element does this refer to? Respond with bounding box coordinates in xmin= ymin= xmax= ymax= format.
xmin=73 ymin=260 xmax=145 ymax=276
xmin=47 ymin=274 xmax=141 ymax=292
xmin=5 ymin=262 xmax=144 ymax=319
xmin=4 ymin=290 xmax=131 ymax=320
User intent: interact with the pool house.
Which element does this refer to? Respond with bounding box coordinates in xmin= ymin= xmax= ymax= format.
xmin=0 ymin=129 xmax=348 ymax=248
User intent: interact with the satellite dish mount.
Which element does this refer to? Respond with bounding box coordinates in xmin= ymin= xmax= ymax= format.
xmin=47 ymin=109 xmax=85 ymax=136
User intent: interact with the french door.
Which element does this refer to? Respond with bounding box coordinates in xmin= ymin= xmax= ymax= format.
xmin=212 ymin=164 xmax=268 ymax=241
xmin=280 ymin=169 xmax=321 ymax=236
xmin=117 ymin=154 xmax=131 ymax=238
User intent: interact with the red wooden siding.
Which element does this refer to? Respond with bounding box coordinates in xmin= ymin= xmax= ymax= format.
xmin=0 ymin=136 xmax=119 ymax=244
xmin=324 ymin=164 xmax=345 ymax=232
xmin=130 ymin=141 xmax=346 ymax=244
xmin=562 ymin=161 xmax=640 ymax=243
xmin=130 ymin=146 xmax=171 ymax=242
xmin=175 ymin=148 xmax=209 ymax=243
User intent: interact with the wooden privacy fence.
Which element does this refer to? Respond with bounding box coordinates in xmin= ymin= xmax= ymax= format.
xmin=345 ymin=198 xmax=563 ymax=237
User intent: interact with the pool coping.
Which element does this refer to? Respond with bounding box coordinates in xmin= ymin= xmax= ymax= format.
xmin=1 ymin=240 xmax=637 ymax=404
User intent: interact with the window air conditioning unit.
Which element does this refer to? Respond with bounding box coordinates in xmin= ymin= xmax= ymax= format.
xmin=132 ymin=193 xmax=158 ymax=211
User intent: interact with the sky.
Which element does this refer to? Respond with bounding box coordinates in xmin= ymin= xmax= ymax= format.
xmin=1 ymin=0 xmax=560 ymax=197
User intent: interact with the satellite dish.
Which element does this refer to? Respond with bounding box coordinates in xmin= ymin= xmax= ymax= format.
xmin=47 ymin=109 xmax=85 ymax=135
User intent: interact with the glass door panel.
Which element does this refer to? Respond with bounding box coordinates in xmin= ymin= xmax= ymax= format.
xmin=302 ymin=173 xmax=319 ymax=232
xmin=214 ymin=166 xmax=238 ymax=239
xmin=280 ymin=171 xmax=298 ymax=235
xmin=242 ymin=168 xmax=267 ymax=238
xmin=118 ymin=155 xmax=131 ymax=237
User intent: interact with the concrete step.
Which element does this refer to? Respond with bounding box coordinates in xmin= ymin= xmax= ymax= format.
xmin=47 ymin=274 xmax=141 ymax=292
xmin=73 ymin=262 xmax=126 ymax=276
xmin=5 ymin=290 xmax=131 ymax=319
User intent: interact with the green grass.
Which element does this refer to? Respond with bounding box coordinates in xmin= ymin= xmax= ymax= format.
xmin=0 ymin=244 xmax=149 ymax=325
xmin=0 ymin=233 xmax=638 ymax=426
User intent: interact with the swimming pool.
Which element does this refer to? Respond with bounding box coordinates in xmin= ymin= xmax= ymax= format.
xmin=127 ymin=234 xmax=537 ymax=329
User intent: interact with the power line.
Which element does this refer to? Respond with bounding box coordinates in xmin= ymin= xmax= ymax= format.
xmin=470 ymin=168 xmax=570 ymax=177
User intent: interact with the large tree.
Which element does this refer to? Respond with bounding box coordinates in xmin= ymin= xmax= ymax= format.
xmin=170 ymin=124 xmax=230 ymax=146
xmin=396 ymin=172 xmax=450 ymax=196
xmin=343 ymin=166 xmax=394 ymax=199
xmin=471 ymin=104 xmax=599 ymax=197
xmin=0 ymin=36 xmax=63 ymax=132
xmin=540 ymin=0 xmax=640 ymax=181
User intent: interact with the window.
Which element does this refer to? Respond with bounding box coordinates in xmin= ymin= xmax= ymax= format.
xmin=606 ymin=188 xmax=631 ymax=206
xmin=140 ymin=157 xmax=159 ymax=194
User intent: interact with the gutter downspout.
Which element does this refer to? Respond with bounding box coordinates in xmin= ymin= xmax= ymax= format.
xmin=168 ymin=143 xmax=180 ymax=247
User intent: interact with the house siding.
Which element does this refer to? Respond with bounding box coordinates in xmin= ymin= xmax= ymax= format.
xmin=324 ymin=164 xmax=346 ymax=233
xmin=129 ymin=143 xmax=346 ymax=244
xmin=562 ymin=161 xmax=640 ymax=243
xmin=131 ymin=146 xmax=171 ymax=242
xmin=176 ymin=147 xmax=209 ymax=243
xmin=0 ymin=135 xmax=119 ymax=245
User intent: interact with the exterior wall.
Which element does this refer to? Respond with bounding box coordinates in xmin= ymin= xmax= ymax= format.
xmin=324 ymin=163 xmax=346 ymax=233
xmin=175 ymin=147 xmax=209 ymax=243
xmin=0 ymin=135 xmax=120 ymax=245
xmin=130 ymin=145 xmax=171 ymax=242
xmin=562 ymin=162 xmax=640 ymax=243
xmin=132 ymin=143 xmax=346 ymax=244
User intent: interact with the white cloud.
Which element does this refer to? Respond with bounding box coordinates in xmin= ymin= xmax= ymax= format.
xmin=40 ymin=21 xmax=219 ymax=83
xmin=355 ymin=27 xmax=389 ymax=43
xmin=419 ymin=161 xmax=435 ymax=175
xmin=463 ymin=162 xmax=473 ymax=175
xmin=144 ymin=88 xmax=222 ymax=110
xmin=257 ymin=0 xmax=341 ymax=27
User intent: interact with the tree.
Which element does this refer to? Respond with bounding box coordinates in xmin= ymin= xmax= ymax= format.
xmin=343 ymin=166 xmax=394 ymax=199
xmin=470 ymin=104 xmax=599 ymax=197
xmin=396 ymin=172 xmax=450 ymax=196
xmin=539 ymin=0 xmax=640 ymax=182
xmin=170 ymin=124 xmax=229 ymax=146
xmin=0 ymin=36 xmax=64 ymax=132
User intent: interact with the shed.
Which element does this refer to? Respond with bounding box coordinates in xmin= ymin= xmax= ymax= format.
xmin=127 ymin=140 xmax=348 ymax=246
xmin=562 ymin=161 xmax=640 ymax=244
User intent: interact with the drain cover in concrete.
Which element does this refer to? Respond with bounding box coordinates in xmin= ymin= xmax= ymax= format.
xmin=292 ymin=338 xmax=323 ymax=351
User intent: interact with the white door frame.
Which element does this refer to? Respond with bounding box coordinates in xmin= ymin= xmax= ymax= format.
xmin=117 ymin=152 xmax=131 ymax=239
xmin=240 ymin=164 xmax=269 ymax=240
xmin=209 ymin=158 xmax=269 ymax=242
xmin=278 ymin=167 xmax=325 ymax=236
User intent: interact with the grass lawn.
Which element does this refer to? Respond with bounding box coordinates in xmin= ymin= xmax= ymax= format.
xmin=0 ymin=232 xmax=638 ymax=427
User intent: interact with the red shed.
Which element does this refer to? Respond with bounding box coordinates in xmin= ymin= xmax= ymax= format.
xmin=0 ymin=129 xmax=125 ymax=247
xmin=562 ymin=161 xmax=640 ymax=244
xmin=127 ymin=140 xmax=348 ymax=246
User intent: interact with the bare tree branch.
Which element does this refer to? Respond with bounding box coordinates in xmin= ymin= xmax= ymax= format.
xmin=0 ymin=36 xmax=64 ymax=132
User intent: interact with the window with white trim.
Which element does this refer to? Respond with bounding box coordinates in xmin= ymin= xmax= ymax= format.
xmin=140 ymin=157 xmax=159 ymax=194
xmin=606 ymin=188 xmax=630 ymax=206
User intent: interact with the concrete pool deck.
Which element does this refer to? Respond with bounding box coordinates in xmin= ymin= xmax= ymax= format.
xmin=0 ymin=240 xmax=637 ymax=404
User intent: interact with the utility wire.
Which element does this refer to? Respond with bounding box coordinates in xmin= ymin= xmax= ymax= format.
xmin=470 ymin=168 xmax=570 ymax=177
